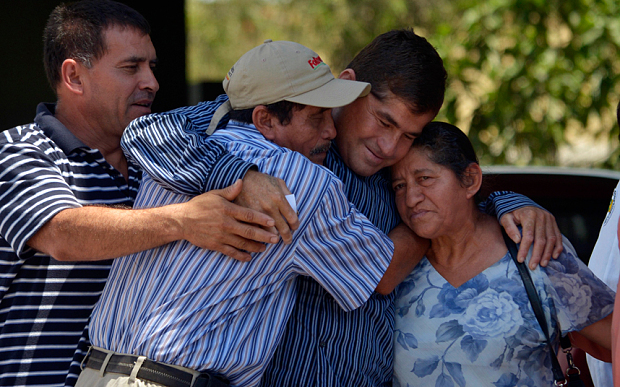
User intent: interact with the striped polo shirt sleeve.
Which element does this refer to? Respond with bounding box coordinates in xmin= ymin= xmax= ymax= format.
xmin=481 ymin=190 xmax=545 ymax=219
xmin=121 ymin=96 xmax=255 ymax=196
xmin=0 ymin=129 xmax=81 ymax=257
xmin=293 ymin=175 xmax=393 ymax=312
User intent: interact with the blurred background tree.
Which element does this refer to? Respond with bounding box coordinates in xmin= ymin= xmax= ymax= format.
xmin=187 ymin=0 xmax=620 ymax=168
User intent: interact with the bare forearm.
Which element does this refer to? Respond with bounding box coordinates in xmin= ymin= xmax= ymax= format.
xmin=27 ymin=181 xmax=282 ymax=262
xmin=27 ymin=205 xmax=184 ymax=261
xmin=375 ymin=223 xmax=430 ymax=295
xmin=569 ymin=314 xmax=613 ymax=362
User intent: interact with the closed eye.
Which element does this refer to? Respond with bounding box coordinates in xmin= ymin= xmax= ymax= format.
xmin=392 ymin=182 xmax=406 ymax=191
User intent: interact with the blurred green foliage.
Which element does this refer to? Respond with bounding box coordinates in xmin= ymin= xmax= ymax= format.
xmin=187 ymin=0 xmax=620 ymax=168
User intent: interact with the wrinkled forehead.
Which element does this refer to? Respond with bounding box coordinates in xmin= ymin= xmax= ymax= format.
xmin=287 ymin=104 xmax=326 ymax=122
xmin=391 ymin=146 xmax=437 ymax=174
xmin=99 ymin=26 xmax=156 ymax=62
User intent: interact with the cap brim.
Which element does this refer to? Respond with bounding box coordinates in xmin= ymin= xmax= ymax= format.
xmin=285 ymin=78 xmax=371 ymax=108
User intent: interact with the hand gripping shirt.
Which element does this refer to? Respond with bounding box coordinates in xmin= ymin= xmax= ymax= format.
xmin=120 ymin=95 xmax=545 ymax=386
xmin=90 ymin=122 xmax=394 ymax=387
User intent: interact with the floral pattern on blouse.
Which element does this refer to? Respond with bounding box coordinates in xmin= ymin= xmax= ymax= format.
xmin=393 ymin=237 xmax=614 ymax=387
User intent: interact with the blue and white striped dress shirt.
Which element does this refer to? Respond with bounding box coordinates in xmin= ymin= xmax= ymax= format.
xmin=91 ymin=122 xmax=393 ymax=386
xmin=120 ymin=95 xmax=541 ymax=386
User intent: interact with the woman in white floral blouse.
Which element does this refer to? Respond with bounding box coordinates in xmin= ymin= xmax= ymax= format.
xmin=390 ymin=121 xmax=614 ymax=387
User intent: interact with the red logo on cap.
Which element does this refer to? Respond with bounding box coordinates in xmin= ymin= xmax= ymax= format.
xmin=308 ymin=56 xmax=325 ymax=69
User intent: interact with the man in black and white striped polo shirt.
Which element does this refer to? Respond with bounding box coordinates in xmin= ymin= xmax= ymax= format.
xmin=0 ymin=1 xmax=298 ymax=386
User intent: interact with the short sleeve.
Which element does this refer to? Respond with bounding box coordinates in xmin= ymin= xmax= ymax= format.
xmin=532 ymin=236 xmax=615 ymax=335
xmin=293 ymin=176 xmax=393 ymax=312
xmin=587 ymin=180 xmax=620 ymax=289
xmin=0 ymin=135 xmax=81 ymax=256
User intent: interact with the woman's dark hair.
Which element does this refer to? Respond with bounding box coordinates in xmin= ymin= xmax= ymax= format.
xmin=413 ymin=121 xmax=483 ymax=203
xmin=346 ymin=29 xmax=447 ymax=116
xmin=43 ymin=0 xmax=151 ymax=92
xmin=229 ymin=101 xmax=305 ymax=125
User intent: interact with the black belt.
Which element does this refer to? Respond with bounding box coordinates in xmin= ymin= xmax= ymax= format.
xmin=84 ymin=348 xmax=229 ymax=387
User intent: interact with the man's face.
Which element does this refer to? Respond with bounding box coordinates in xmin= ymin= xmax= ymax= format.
xmin=272 ymin=106 xmax=337 ymax=164
xmin=332 ymin=91 xmax=436 ymax=177
xmin=81 ymin=25 xmax=159 ymax=137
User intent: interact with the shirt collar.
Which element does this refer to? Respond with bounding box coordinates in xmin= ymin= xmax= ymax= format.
xmin=227 ymin=119 xmax=259 ymax=131
xmin=225 ymin=120 xmax=272 ymax=141
xmin=34 ymin=102 xmax=88 ymax=154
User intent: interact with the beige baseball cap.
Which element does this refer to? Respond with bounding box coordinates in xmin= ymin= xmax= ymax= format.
xmin=206 ymin=39 xmax=371 ymax=134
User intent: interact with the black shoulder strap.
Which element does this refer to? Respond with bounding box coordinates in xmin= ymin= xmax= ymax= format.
xmin=501 ymin=229 xmax=566 ymax=384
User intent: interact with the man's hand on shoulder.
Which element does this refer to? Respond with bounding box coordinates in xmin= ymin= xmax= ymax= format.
xmin=178 ymin=179 xmax=282 ymax=261
xmin=26 ymin=179 xmax=283 ymax=263
xmin=500 ymin=206 xmax=563 ymax=270
xmin=233 ymin=170 xmax=300 ymax=244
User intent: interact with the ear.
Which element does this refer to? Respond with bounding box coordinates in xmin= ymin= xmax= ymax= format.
xmin=338 ymin=68 xmax=356 ymax=81
xmin=463 ymin=163 xmax=483 ymax=200
xmin=60 ymin=59 xmax=85 ymax=95
xmin=252 ymin=105 xmax=277 ymax=141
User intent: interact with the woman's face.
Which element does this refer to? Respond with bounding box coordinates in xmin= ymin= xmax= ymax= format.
xmin=391 ymin=148 xmax=475 ymax=239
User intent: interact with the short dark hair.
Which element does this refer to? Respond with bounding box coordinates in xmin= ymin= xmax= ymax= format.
xmin=43 ymin=0 xmax=151 ymax=92
xmin=347 ymin=29 xmax=447 ymax=116
xmin=412 ymin=121 xmax=483 ymax=203
xmin=229 ymin=101 xmax=306 ymax=126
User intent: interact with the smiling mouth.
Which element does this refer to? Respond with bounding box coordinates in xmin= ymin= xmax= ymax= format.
xmin=366 ymin=147 xmax=384 ymax=163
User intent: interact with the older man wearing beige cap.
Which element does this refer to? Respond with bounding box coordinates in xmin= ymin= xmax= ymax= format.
xmin=76 ymin=40 xmax=396 ymax=387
